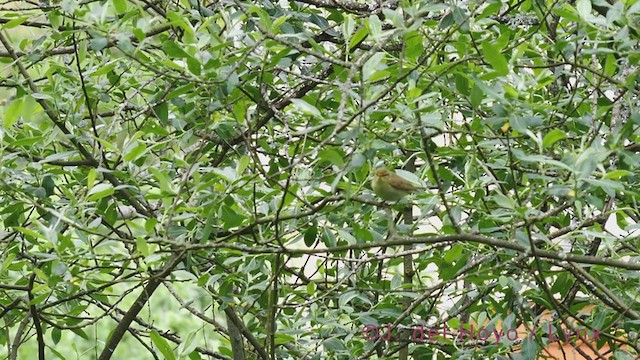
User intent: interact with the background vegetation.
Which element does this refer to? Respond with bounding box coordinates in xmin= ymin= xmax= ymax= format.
xmin=1 ymin=0 xmax=640 ymax=358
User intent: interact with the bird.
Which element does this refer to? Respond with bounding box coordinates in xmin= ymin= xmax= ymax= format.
xmin=371 ymin=168 xmax=424 ymax=201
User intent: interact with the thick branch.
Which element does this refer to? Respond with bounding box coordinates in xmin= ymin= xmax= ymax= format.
xmin=97 ymin=252 xmax=183 ymax=360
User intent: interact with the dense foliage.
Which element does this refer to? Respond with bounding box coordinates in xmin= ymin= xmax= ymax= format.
xmin=1 ymin=0 xmax=640 ymax=358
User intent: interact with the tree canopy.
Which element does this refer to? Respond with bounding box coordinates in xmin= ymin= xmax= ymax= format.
xmin=1 ymin=0 xmax=640 ymax=359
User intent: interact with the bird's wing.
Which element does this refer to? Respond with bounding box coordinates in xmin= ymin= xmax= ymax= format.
xmin=388 ymin=176 xmax=420 ymax=191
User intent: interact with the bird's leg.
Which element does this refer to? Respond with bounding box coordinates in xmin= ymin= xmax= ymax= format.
xmin=376 ymin=203 xmax=394 ymax=325
xmin=376 ymin=203 xmax=395 ymax=284
xmin=385 ymin=205 xmax=396 ymax=236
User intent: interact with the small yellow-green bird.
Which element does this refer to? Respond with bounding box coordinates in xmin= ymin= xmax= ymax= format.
xmin=371 ymin=168 xmax=424 ymax=201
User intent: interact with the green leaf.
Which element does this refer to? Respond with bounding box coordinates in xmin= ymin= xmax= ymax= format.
xmin=272 ymin=15 xmax=290 ymax=30
xmin=405 ymin=31 xmax=424 ymax=59
xmin=367 ymin=15 xmax=382 ymax=38
xmin=290 ymin=99 xmax=321 ymax=118
xmin=162 ymin=41 xmax=189 ymax=58
xmin=87 ymin=169 xmax=97 ymax=189
xmin=342 ymin=14 xmax=354 ymax=40
xmin=87 ymin=183 xmax=115 ymax=201
xmin=112 ymin=0 xmax=127 ymax=13
xmin=49 ymin=347 xmax=66 ymax=360
xmin=520 ymin=336 xmax=540 ymax=360
xmin=186 ymin=56 xmax=201 ymax=75
xmin=451 ymin=5 xmax=468 ymax=29
xmin=306 ymin=282 xmax=316 ymax=296
xmin=221 ymin=205 xmax=244 ymax=230
xmin=493 ymin=193 xmax=515 ymax=210
xmin=236 ymin=155 xmax=250 ymax=175
xmin=322 ymin=338 xmax=345 ymax=351
xmin=91 ymin=62 xmax=118 ymax=77
xmin=21 ymin=94 xmax=40 ymax=121
xmin=481 ymin=41 xmax=508 ymax=75
xmin=30 ymin=293 xmax=49 ymax=305
xmin=145 ymin=218 xmax=158 ymax=233
xmin=150 ymin=330 xmax=176 ymax=360
xmin=90 ymin=37 xmax=109 ymax=51
xmin=4 ymin=97 xmax=24 ymax=127
xmin=51 ymin=328 xmax=62 ymax=345
xmin=199 ymin=204 xmax=217 ymax=244
xmin=604 ymin=53 xmax=617 ymax=77
xmin=338 ymin=292 xmax=359 ymax=308
xmin=136 ymin=237 xmax=149 ymax=256
xmin=212 ymin=167 xmax=236 ymax=182
xmin=349 ymin=26 xmax=369 ymax=49
xmin=72 ymin=329 xmax=89 ymax=340
xmin=350 ymin=153 xmax=366 ymax=168
xmin=443 ymin=244 xmax=463 ymax=264
xmin=48 ymin=10 xmax=61 ymax=29
xmin=275 ymin=333 xmax=296 ymax=345
xmin=583 ymin=178 xmax=624 ymax=196
xmin=123 ymin=142 xmax=147 ymax=162
xmin=470 ymin=83 xmax=483 ymax=108
xmin=2 ymin=16 xmax=29 ymax=29
xmin=166 ymin=83 xmax=194 ymax=100
xmin=439 ymin=12 xmax=454 ymax=28
xmin=478 ymin=2 xmax=502 ymax=20
xmin=455 ymin=73 xmax=469 ymax=96
xmin=318 ymin=149 xmax=345 ymax=166
xmin=42 ymin=175 xmax=56 ymax=197
xmin=322 ymin=228 xmax=336 ymax=247
xmin=149 ymin=167 xmax=176 ymax=195
xmin=304 ymin=224 xmax=318 ymax=246
xmin=604 ymin=170 xmax=630 ymax=179
xmin=14 ymin=227 xmax=45 ymax=240
xmin=382 ymin=8 xmax=404 ymax=28
xmin=363 ymin=52 xmax=385 ymax=81
xmin=576 ymin=0 xmax=592 ymax=19
xmin=512 ymin=151 xmax=573 ymax=172
xmin=337 ymin=229 xmax=357 ymax=245
xmin=176 ymin=330 xmax=199 ymax=357
xmin=542 ymin=129 xmax=566 ymax=148
xmin=155 ymin=102 xmax=168 ymax=123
